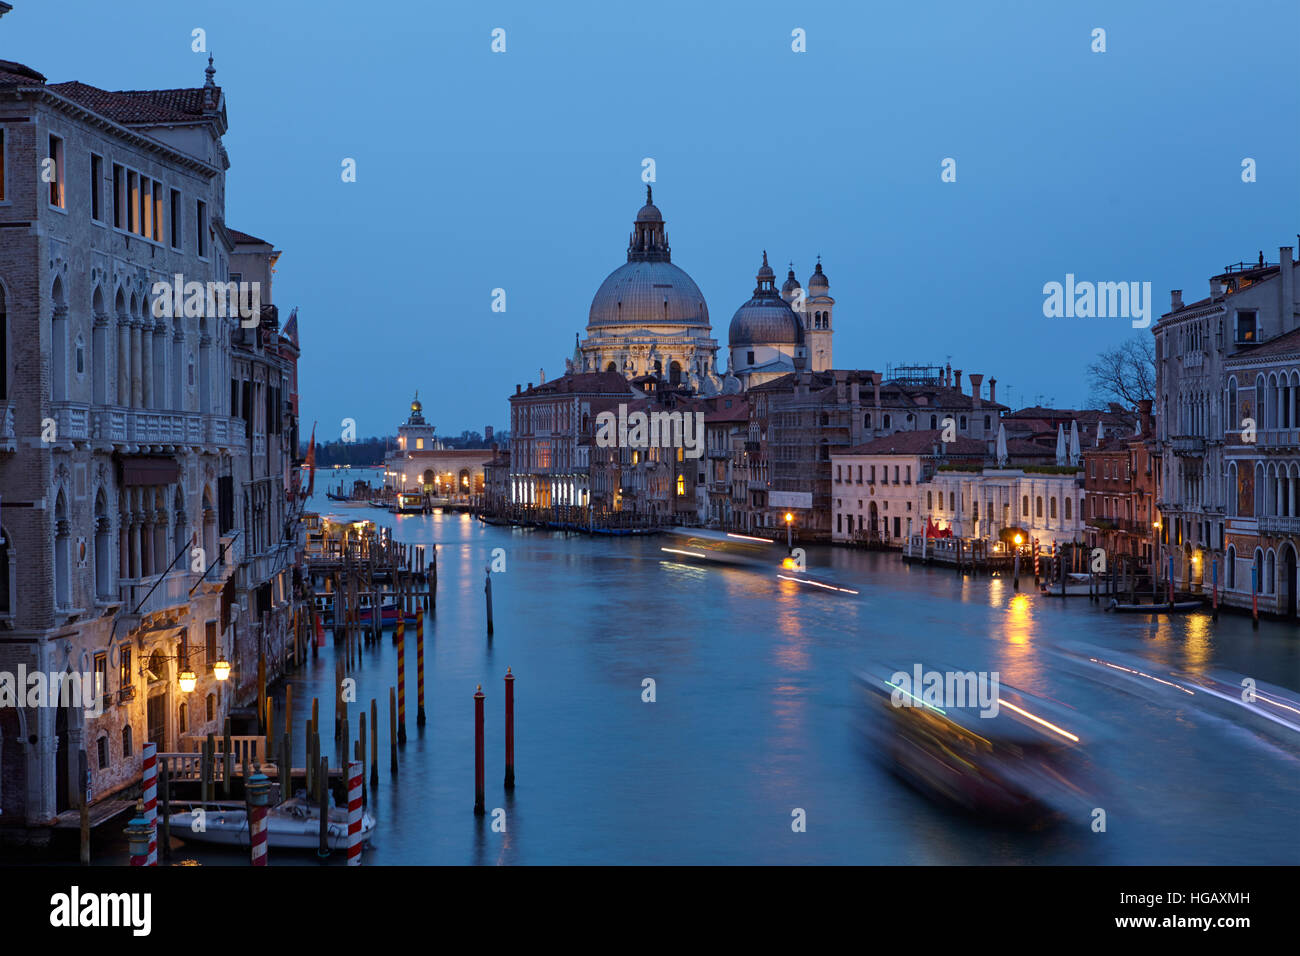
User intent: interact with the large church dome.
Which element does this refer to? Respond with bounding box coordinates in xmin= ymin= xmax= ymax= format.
xmin=588 ymin=260 xmax=709 ymax=329
xmin=729 ymin=251 xmax=804 ymax=347
xmin=586 ymin=186 xmax=710 ymax=330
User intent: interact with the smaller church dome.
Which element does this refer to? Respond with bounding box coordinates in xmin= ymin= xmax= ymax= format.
xmin=729 ymin=252 xmax=804 ymax=348
xmin=781 ymin=264 xmax=801 ymax=297
xmin=808 ymin=260 xmax=829 ymax=291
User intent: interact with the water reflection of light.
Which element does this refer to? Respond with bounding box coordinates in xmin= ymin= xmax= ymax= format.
xmin=998 ymin=593 xmax=1039 ymax=690
xmin=1179 ymin=614 xmax=1212 ymax=672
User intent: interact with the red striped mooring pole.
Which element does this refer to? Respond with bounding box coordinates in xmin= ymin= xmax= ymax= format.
xmin=141 ymin=741 xmax=158 ymax=866
xmin=247 ymin=769 xmax=270 ymax=867
xmin=347 ymin=760 xmax=363 ymax=866
xmin=396 ymin=612 xmax=407 ymax=744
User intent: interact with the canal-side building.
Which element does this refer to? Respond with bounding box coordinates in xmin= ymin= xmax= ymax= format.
xmin=830 ymin=429 xmax=1081 ymax=547
xmin=227 ymin=229 xmax=303 ymax=707
xmin=738 ymin=365 xmax=1008 ymax=539
xmin=1220 ymin=324 xmax=1300 ymax=617
xmin=1082 ymin=400 xmax=1158 ymax=571
xmin=507 ymin=370 xmax=633 ymax=511
xmin=1154 ymin=245 xmax=1298 ymax=603
xmin=830 ymin=431 xmax=986 ymax=543
xmin=702 ymin=395 xmax=748 ymax=527
xmin=382 ymin=393 xmax=491 ymax=499
xmin=0 ymin=57 xmax=261 ymax=831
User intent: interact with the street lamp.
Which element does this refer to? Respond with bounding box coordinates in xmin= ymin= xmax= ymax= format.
xmin=785 ymin=512 xmax=793 ymax=552
xmin=212 ymin=658 xmax=231 ymax=682
xmin=178 ymin=669 xmax=197 ymax=693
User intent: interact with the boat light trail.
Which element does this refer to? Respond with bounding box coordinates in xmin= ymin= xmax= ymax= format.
xmin=996 ymin=699 xmax=1081 ymax=742
xmin=1091 ymin=658 xmax=1195 ymax=696
xmin=661 ymin=548 xmax=708 ymax=559
xmin=776 ymin=574 xmax=860 ymax=595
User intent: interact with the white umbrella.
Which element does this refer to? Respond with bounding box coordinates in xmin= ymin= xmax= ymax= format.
xmin=996 ymin=422 xmax=1008 ymax=467
xmin=1069 ymin=420 xmax=1081 ymax=465
xmin=1055 ymin=423 xmax=1066 ymax=465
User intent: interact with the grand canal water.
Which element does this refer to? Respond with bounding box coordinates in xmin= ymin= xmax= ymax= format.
xmin=154 ymin=484 xmax=1300 ymax=865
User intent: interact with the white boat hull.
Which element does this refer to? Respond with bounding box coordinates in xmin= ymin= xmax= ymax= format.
xmin=166 ymin=802 xmax=375 ymax=852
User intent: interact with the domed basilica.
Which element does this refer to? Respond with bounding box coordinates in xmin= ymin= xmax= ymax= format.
xmin=568 ymin=187 xmax=833 ymax=394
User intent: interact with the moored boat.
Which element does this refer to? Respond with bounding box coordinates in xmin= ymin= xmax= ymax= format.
xmin=166 ymin=794 xmax=375 ymax=851
xmin=1107 ymin=598 xmax=1204 ymax=613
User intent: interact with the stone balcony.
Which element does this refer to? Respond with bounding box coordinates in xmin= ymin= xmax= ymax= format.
xmin=1259 ymin=516 xmax=1300 ymax=535
xmin=1257 ymin=428 xmax=1300 ymax=449
xmin=1171 ymin=435 xmax=1207 ymax=456
xmin=44 ymin=402 xmax=248 ymax=452
xmin=120 ymin=570 xmax=198 ymax=617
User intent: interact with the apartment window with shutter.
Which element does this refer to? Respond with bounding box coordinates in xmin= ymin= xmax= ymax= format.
xmin=205 ymin=620 xmax=217 ymax=672
xmin=90 ymin=154 xmax=103 ymax=221
xmin=170 ymin=188 xmax=182 ymax=249
xmin=127 ymin=170 xmax=139 ymax=232
xmin=47 ymin=134 xmax=65 ymax=208
xmin=1235 ymin=310 xmax=1256 ymax=344
xmin=196 ymin=199 xmax=208 ymax=256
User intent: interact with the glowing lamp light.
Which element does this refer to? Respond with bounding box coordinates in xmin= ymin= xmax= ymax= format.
xmin=1014 ymin=534 xmax=1023 ymax=545
xmin=785 ymin=513 xmax=793 ymax=523
xmin=212 ymin=659 xmax=231 ymax=682
xmin=178 ymin=669 xmax=197 ymax=693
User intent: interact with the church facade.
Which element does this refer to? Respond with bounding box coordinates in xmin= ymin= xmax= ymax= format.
xmin=568 ymin=187 xmax=832 ymax=393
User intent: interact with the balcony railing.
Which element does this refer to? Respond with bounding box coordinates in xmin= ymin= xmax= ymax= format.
xmin=1258 ymin=428 xmax=1300 ymax=448
xmin=52 ymin=401 xmax=91 ymax=441
xmin=1171 ymin=435 xmax=1206 ymax=456
xmin=1259 ymin=515 xmax=1300 ymax=535
xmin=120 ymin=570 xmax=197 ymax=617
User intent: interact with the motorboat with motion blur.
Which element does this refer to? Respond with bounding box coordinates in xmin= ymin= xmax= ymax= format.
xmin=856 ymin=664 xmax=1094 ymax=826
xmin=660 ymin=528 xmax=860 ymax=595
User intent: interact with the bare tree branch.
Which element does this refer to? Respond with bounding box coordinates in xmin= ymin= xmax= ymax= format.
xmin=1087 ymin=337 xmax=1154 ymax=409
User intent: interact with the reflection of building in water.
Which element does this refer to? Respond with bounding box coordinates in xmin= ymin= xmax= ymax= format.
xmin=382 ymin=393 xmax=490 ymax=495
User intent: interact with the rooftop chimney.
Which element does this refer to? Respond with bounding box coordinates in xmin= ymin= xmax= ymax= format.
xmin=969 ymin=373 xmax=984 ymax=411
xmin=988 ymin=377 xmax=997 ymax=404
xmin=954 ymin=369 xmax=963 ymax=392
xmin=872 ymin=371 xmax=882 ymax=407
xmin=515 ymin=384 xmax=521 ymax=395
xmin=1171 ymin=289 xmax=1183 ymax=310
xmin=1138 ymin=399 xmax=1153 ymax=437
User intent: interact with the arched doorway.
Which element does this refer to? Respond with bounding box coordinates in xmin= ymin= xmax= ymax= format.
xmin=669 ymin=361 xmax=682 ymax=386
xmin=868 ymin=501 xmax=879 ymax=539
xmin=458 ymin=468 xmax=471 ymax=495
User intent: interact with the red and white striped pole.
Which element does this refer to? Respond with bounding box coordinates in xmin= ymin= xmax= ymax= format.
xmin=347 ymin=760 xmax=363 ymax=866
xmin=247 ymin=769 xmax=270 ymax=866
xmin=141 ymin=742 xmax=158 ymax=866
xmin=396 ymin=612 xmax=407 ymax=744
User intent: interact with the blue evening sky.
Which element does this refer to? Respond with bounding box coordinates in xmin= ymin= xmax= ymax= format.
xmin=7 ymin=0 xmax=1298 ymax=441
